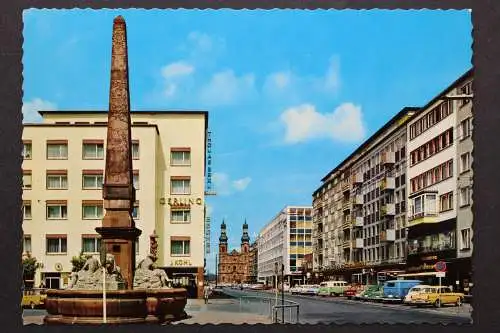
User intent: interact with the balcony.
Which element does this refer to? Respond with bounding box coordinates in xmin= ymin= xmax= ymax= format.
xmin=352 ymin=238 xmax=364 ymax=249
xmin=353 ymin=216 xmax=364 ymax=227
xmin=380 ymin=176 xmax=395 ymax=191
xmin=381 ymin=151 xmax=395 ymax=165
xmin=351 ymin=172 xmax=363 ymax=185
xmin=351 ymin=194 xmax=364 ymax=206
xmin=342 ymin=200 xmax=351 ymax=211
xmin=342 ymin=181 xmax=351 ymax=192
xmin=380 ymin=229 xmax=396 ymax=242
xmin=342 ymin=216 xmax=351 ymax=229
xmin=381 ymin=203 xmax=395 ymax=216
xmin=342 ymin=240 xmax=351 ymax=248
xmin=408 ymin=212 xmax=439 ymax=227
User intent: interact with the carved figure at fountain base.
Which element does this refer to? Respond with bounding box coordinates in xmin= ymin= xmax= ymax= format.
xmin=134 ymin=255 xmax=172 ymax=289
xmin=68 ymin=254 xmax=126 ymax=291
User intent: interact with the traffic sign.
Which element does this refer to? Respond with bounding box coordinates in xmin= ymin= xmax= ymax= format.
xmin=434 ymin=261 xmax=447 ymax=272
xmin=436 ymin=272 xmax=446 ymax=278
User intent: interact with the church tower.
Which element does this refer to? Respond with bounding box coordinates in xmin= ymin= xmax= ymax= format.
xmin=241 ymin=219 xmax=250 ymax=253
xmin=219 ymin=219 xmax=228 ymax=254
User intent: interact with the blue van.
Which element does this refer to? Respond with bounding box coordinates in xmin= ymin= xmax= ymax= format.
xmin=382 ymin=280 xmax=422 ymax=303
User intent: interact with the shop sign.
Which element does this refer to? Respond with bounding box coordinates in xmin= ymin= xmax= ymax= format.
xmin=167 ymin=197 xmax=203 ymax=206
xmin=407 ymin=263 xmax=436 ymax=272
xmin=171 ymin=259 xmax=192 ymax=266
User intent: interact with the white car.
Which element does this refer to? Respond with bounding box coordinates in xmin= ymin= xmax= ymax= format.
xmin=404 ymin=285 xmax=433 ymax=304
xmin=289 ymin=285 xmax=304 ymax=295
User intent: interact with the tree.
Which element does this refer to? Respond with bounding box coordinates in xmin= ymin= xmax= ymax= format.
xmin=70 ymin=251 xmax=88 ymax=272
xmin=22 ymin=252 xmax=40 ymax=287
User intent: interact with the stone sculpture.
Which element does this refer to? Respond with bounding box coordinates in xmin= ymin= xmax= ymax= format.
xmin=133 ymin=255 xmax=172 ymax=289
xmin=67 ymin=254 xmax=126 ymax=290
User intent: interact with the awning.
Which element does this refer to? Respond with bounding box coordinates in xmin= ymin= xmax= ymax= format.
xmin=397 ymin=272 xmax=446 ymax=278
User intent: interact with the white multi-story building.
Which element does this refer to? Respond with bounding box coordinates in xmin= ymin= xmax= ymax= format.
xmin=406 ymin=69 xmax=473 ymax=290
xmin=22 ymin=110 xmax=208 ymax=298
xmin=257 ymin=206 xmax=312 ymax=286
xmin=313 ymin=107 xmax=418 ymax=283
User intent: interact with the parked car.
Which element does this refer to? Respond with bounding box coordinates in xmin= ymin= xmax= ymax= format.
xmin=360 ymin=285 xmax=384 ymax=302
xmin=317 ymin=280 xmax=348 ymax=297
xmin=403 ymin=285 xmax=433 ymax=304
xmin=22 ymin=288 xmax=47 ymax=309
xmin=344 ymin=284 xmax=365 ymax=299
xmin=250 ymin=283 xmax=265 ymax=290
xmin=382 ymin=280 xmax=423 ymax=303
xmin=303 ymin=285 xmax=321 ymax=296
xmin=289 ymin=285 xmax=304 ymax=295
xmin=411 ymin=286 xmax=464 ymax=308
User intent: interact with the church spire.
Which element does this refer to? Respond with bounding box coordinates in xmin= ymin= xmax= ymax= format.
xmin=241 ymin=219 xmax=250 ymax=244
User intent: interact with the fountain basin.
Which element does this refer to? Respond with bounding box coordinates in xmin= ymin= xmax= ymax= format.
xmin=44 ymin=288 xmax=187 ymax=325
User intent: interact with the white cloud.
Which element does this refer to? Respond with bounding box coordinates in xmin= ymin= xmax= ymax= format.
xmin=160 ymin=61 xmax=195 ymax=98
xmin=213 ymin=172 xmax=252 ymax=195
xmin=199 ymin=70 xmax=256 ymax=106
xmin=22 ymin=98 xmax=57 ymax=123
xmin=232 ymin=177 xmax=252 ymax=191
xmin=187 ymin=31 xmax=226 ymax=57
xmin=206 ymin=204 xmax=214 ymax=216
xmin=280 ymin=103 xmax=366 ymax=144
xmin=264 ymin=55 xmax=341 ymax=98
xmin=323 ymin=56 xmax=341 ymax=93
xmin=161 ymin=61 xmax=195 ymax=78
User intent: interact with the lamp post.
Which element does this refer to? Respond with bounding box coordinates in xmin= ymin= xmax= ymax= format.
xmin=274 ymin=262 xmax=279 ymax=307
xmin=281 ymin=263 xmax=285 ymax=324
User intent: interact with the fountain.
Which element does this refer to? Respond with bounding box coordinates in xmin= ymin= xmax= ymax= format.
xmin=43 ymin=16 xmax=188 ymax=325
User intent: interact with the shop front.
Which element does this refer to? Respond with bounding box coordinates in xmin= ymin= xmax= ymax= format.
xmin=163 ymin=265 xmax=204 ymax=299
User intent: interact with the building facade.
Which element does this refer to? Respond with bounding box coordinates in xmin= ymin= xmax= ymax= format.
xmin=22 ymin=110 xmax=208 ymax=298
xmin=406 ymin=70 xmax=473 ymax=290
xmin=217 ymin=220 xmax=256 ymax=284
xmin=257 ymin=206 xmax=313 ymax=286
xmin=313 ymin=107 xmax=419 ymax=283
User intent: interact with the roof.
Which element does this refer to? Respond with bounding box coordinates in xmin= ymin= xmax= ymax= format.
xmin=313 ymin=67 xmax=474 ymax=197
xmin=37 ymin=110 xmax=209 ymax=130
xmin=314 ymin=106 xmax=420 ymax=194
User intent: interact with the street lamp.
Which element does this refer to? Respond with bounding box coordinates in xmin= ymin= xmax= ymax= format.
xmin=281 ymin=263 xmax=285 ymax=324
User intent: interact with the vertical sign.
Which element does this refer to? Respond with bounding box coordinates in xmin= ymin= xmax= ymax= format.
xmin=205 ymin=131 xmax=216 ymax=196
xmin=204 ymin=216 xmax=211 ymax=254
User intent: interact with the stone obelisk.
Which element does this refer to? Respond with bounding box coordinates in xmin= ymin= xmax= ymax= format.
xmin=96 ymin=15 xmax=141 ymax=290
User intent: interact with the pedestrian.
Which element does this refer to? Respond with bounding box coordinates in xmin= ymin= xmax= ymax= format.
xmin=203 ymin=284 xmax=210 ymax=304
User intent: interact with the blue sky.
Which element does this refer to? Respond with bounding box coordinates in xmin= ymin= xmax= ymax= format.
xmin=22 ymin=9 xmax=472 ymax=274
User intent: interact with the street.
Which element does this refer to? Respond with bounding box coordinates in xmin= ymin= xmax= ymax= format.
xmin=22 ymin=288 xmax=472 ymax=325
xmin=220 ymin=288 xmax=472 ymax=324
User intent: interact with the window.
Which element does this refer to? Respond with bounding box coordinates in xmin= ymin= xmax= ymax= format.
xmin=171 ymin=148 xmax=191 ymax=166
xmin=132 ymin=141 xmax=140 ymax=159
xmin=460 ymin=82 xmax=473 ymax=106
xmin=23 ymin=201 xmax=32 ymax=220
xmin=439 ymin=192 xmax=454 ymax=212
xmin=460 ymin=153 xmax=471 ymax=173
xmin=82 ymin=141 xmax=104 ymax=159
xmin=82 ymin=201 xmax=104 ymax=219
xmin=171 ymin=177 xmax=191 ymax=195
xmin=47 ymin=141 xmax=68 ymax=159
xmin=133 ymin=171 xmax=140 ymax=189
xmin=460 ymin=187 xmax=471 ymax=207
xmin=132 ymin=202 xmax=140 ymax=219
xmin=171 ymin=238 xmax=191 ymax=256
xmin=46 ymin=171 xmax=68 ymax=190
xmin=22 ymin=171 xmax=32 ymax=190
xmin=46 ymin=235 xmax=67 ymax=254
xmin=460 ymin=118 xmax=471 ymax=140
xmin=82 ymin=170 xmax=104 ymax=189
xmin=23 ymin=235 xmax=32 ymax=253
xmin=23 ymin=142 xmax=32 ymax=159
xmin=82 ymin=236 xmax=101 ymax=253
xmin=171 ymin=209 xmax=191 ymax=223
xmin=460 ymin=228 xmax=471 ymax=250
xmin=46 ymin=202 xmax=68 ymax=220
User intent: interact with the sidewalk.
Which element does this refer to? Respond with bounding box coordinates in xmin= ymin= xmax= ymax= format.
xmin=177 ymin=299 xmax=272 ymax=324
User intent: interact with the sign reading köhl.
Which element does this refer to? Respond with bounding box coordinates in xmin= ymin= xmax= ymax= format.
xmin=434 ymin=261 xmax=447 ymax=272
